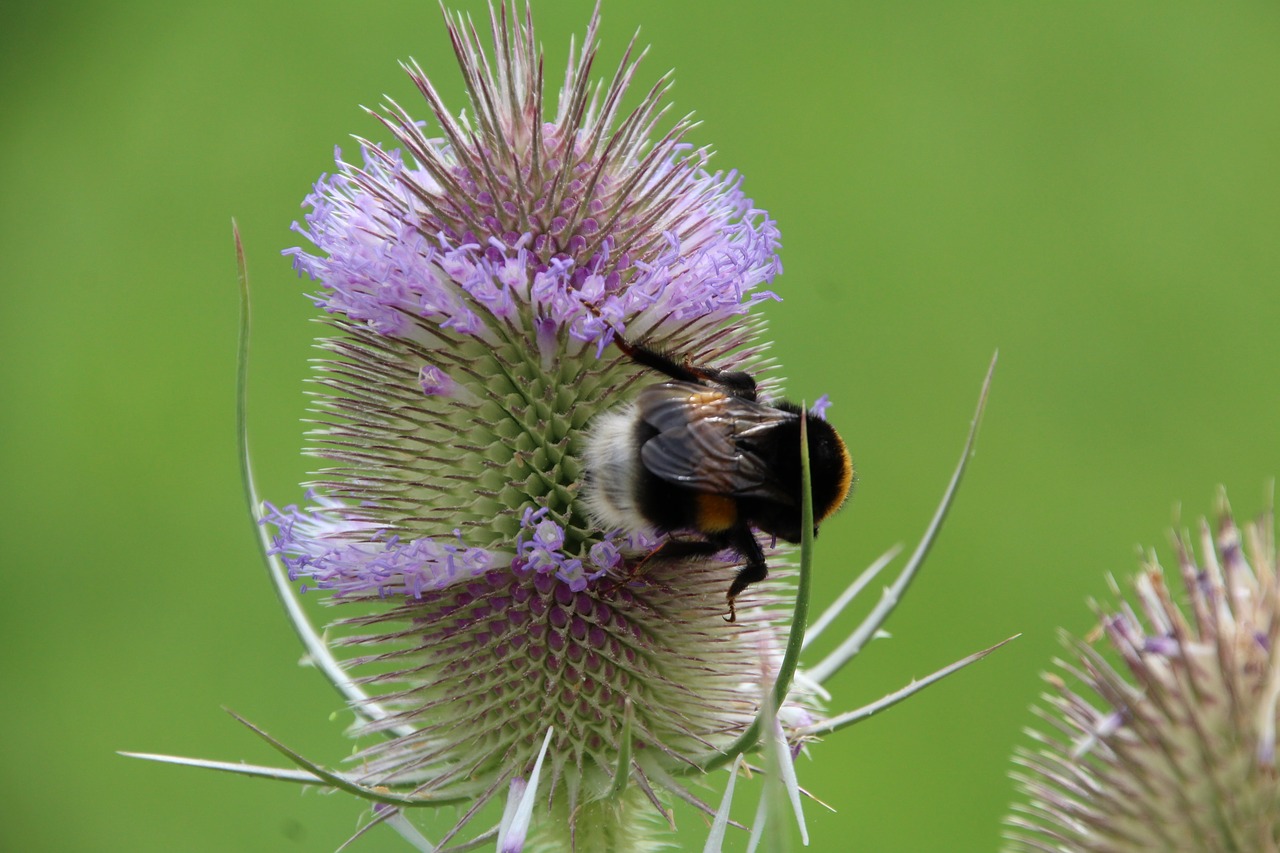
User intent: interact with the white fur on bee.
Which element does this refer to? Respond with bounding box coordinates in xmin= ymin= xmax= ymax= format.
xmin=581 ymin=403 xmax=651 ymax=534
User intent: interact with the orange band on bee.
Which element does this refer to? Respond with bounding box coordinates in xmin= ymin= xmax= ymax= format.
xmin=820 ymin=437 xmax=854 ymax=523
xmin=695 ymin=493 xmax=738 ymax=533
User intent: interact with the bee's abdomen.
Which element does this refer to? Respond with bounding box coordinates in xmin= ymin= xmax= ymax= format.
xmin=582 ymin=403 xmax=726 ymax=537
xmin=581 ymin=404 xmax=650 ymax=533
xmin=632 ymin=423 xmax=710 ymax=534
xmin=692 ymin=493 xmax=738 ymax=533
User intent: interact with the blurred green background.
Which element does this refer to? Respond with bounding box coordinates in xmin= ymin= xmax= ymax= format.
xmin=4 ymin=1 xmax=1279 ymax=850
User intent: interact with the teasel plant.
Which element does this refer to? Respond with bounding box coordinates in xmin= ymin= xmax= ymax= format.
xmin=123 ymin=4 xmax=1012 ymax=849
xmin=1006 ymin=489 xmax=1280 ymax=852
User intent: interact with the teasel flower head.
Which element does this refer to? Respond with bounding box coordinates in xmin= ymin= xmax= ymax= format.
xmin=271 ymin=5 xmax=793 ymax=843
xmin=1006 ymin=490 xmax=1280 ymax=852
xmin=124 ymin=5 xmax=1010 ymax=850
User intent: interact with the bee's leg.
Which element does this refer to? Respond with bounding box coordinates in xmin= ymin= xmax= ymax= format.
xmin=616 ymin=536 xmax=742 ymax=600
xmin=581 ymin=299 xmax=757 ymax=397
xmin=600 ymin=540 xmax=668 ymax=596
xmin=655 ymin=538 xmax=723 ymax=560
xmin=602 ymin=537 xmax=716 ymax=599
xmin=724 ymin=526 xmax=768 ymax=623
xmin=629 ymin=538 xmax=691 ymax=579
xmin=612 ymin=338 xmax=758 ymax=401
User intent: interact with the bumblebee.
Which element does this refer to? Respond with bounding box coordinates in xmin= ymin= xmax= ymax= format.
xmin=582 ymin=337 xmax=853 ymax=621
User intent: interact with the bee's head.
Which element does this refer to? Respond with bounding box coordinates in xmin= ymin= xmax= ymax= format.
xmin=805 ymin=415 xmax=854 ymax=524
xmin=768 ymin=404 xmax=860 ymax=525
xmin=751 ymin=410 xmax=853 ymax=543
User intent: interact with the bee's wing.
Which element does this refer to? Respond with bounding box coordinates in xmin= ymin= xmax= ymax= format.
xmin=637 ymin=382 xmax=795 ymax=501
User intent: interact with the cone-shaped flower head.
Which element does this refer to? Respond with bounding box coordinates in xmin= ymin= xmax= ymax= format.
xmin=266 ymin=4 xmax=811 ymax=846
xmin=1006 ymin=492 xmax=1280 ymax=852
